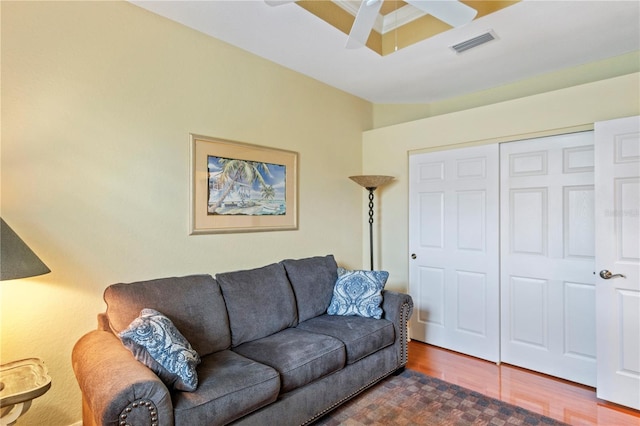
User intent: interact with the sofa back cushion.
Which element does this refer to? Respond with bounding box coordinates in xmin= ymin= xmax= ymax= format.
xmin=282 ymin=255 xmax=338 ymax=322
xmin=217 ymin=262 xmax=297 ymax=347
xmin=104 ymin=275 xmax=230 ymax=357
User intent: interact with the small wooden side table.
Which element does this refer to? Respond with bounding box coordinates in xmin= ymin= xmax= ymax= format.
xmin=0 ymin=358 xmax=51 ymax=426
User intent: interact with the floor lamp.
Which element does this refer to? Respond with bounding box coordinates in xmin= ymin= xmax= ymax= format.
xmin=349 ymin=175 xmax=394 ymax=270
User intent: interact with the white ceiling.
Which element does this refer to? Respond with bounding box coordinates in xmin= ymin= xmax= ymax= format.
xmin=130 ymin=0 xmax=640 ymax=104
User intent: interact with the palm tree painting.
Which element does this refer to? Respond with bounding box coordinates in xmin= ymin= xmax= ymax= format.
xmin=207 ymin=155 xmax=286 ymax=216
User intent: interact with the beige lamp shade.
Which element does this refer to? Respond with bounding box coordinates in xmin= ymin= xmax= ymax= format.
xmin=349 ymin=175 xmax=395 ymax=189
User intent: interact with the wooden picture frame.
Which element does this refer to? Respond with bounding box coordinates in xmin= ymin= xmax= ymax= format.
xmin=190 ymin=134 xmax=298 ymax=234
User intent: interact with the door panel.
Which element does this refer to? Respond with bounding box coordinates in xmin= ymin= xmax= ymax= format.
xmin=509 ymin=276 xmax=548 ymax=348
xmin=565 ymin=185 xmax=595 ymax=258
xmin=409 ymin=145 xmax=499 ymax=362
xmin=500 ymin=132 xmax=596 ymax=386
xmin=419 ymin=192 xmax=444 ymax=248
xmin=510 ymin=188 xmax=547 ymax=254
xmin=595 ymin=115 xmax=640 ymax=410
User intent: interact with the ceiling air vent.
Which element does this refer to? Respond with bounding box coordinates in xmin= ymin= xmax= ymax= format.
xmin=451 ymin=31 xmax=496 ymax=53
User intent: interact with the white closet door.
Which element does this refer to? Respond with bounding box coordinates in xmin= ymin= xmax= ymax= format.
xmin=409 ymin=144 xmax=500 ymax=362
xmin=595 ymin=115 xmax=640 ymax=410
xmin=500 ymin=132 xmax=596 ymax=386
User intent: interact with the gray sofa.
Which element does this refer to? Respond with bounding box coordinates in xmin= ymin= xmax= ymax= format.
xmin=72 ymin=255 xmax=413 ymax=426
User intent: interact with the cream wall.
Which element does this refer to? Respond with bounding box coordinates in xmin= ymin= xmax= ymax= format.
xmin=363 ymin=73 xmax=639 ymax=293
xmin=0 ymin=2 xmax=371 ymax=424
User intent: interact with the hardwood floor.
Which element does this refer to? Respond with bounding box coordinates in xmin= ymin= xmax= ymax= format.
xmin=406 ymin=340 xmax=640 ymax=426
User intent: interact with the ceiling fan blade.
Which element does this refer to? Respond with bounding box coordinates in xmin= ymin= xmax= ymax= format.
xmin=405 ymin=0 xmax=477 ymax=27
xmin=346 ymin=0 xmax=384 ymax=49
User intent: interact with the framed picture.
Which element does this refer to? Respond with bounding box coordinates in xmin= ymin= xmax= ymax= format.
xmin=190 ymin=134 xmax=298 ymax=234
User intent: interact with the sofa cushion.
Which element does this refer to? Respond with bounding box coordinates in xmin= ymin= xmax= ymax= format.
xmin=217 ymin=262 xmax=297 ymax=347
xmin=173 ymin=350 xmax=280 ymax=425
xmin=104 ymin=275 xmax=230 ymax=357
xmin=296 ymin=314 xmax=395 ymax=364
xmin=119 ymin=308 xmax=201 ymax=391
xmin=327 ymin=268 xmax=388 ymax=319
xmin=282 ymin=255 xmax=338 ymax=323
xmin=232 ymin=328 xmax=345 ymax=393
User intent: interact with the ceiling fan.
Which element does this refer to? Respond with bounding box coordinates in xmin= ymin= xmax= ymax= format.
xmin=265 ymin=0 xmax=478 ymax=49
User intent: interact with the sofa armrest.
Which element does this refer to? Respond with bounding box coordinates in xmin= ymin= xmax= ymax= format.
xmin=72 ymin=330 xmax=174 ymax=426
xmin=381 ymin=290 xmax=414 ymax=366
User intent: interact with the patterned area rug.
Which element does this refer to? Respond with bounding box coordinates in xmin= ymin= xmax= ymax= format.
xmin=314 ymin=369 xmax=568 ymax=426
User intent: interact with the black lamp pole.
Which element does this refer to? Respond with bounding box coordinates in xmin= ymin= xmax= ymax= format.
xmin=366 ymin=187 xmax=376 ymax=271
xmin=349 ymin=175 xmax=394 ymax=271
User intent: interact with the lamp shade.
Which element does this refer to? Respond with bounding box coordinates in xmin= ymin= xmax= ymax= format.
xmin=349 ymin=175 xmax=394 ymax=189
xmin=0 ymin=218 xmax=50 ymax=281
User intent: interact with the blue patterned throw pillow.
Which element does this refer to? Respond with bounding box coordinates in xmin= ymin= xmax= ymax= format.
xmin=327 ymin=268 xmax=389 ymax=319
xmin=119 ymin=308 xmax=201 ymax=391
